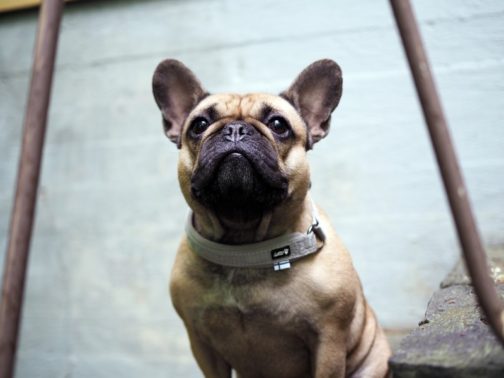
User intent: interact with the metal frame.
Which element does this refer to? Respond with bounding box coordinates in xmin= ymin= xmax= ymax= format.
xmin=0 ymin=1 xmax=64 ymax=377
xmin=390 ymin=0 xmax=504 ymax=347
xmin=0 ymin=0 xmax=502 ymax=376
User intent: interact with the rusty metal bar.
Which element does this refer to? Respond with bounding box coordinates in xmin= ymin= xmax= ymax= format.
xmin=389 ymin=0 xmax=504 ymax=346
xmin=0 ymin=1 xmax=65 ymax=377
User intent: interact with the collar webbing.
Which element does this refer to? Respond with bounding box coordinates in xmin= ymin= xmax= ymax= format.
xmin=185 ymin=199 xmax=325 ymax=270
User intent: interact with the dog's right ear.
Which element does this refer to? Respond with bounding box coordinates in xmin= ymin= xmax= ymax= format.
xmin=152 ymin=59 xmax=207 ymax=146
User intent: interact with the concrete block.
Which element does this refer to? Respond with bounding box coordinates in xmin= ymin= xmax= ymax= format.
xmin=390 ymin=248 xmax=504 ymax=377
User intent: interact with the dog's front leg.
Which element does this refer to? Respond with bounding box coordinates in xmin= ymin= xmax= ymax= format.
xmin=187 ymin=330 xmax=231 ymax=378
xmin=313 ymin=333 xmax=346 ymax=378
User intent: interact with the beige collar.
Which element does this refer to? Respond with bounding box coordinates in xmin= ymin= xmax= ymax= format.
xmin=185 ymin=199 xmax=326 ymax=271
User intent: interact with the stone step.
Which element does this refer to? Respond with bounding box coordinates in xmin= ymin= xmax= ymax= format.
xmin=390 ymin=246 xmax=504 ymax=377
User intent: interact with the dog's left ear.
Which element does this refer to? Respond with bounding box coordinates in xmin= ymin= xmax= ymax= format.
xmin=281 ymin=59 xmax=342 ymax=148
xmin=152 ymin=59 xmax=207 ymax=146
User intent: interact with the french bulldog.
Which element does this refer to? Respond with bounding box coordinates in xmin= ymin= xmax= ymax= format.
xmin=152 ymin=59 xmax=391 ymax=377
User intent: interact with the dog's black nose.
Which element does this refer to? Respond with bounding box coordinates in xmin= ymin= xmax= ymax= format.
xmin=223 ymin=122 xmax=250 ymax=142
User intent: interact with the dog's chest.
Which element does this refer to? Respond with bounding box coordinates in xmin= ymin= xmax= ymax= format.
xmin=186 ymin=275 xmax=313 ymax=362
xmin=195 ymin=271 xmax=302 ymax=329
xmin=190 ymin=274 xmax=315 ymax=375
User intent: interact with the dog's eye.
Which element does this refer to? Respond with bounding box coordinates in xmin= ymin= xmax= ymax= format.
xmin=190 ymin=117 xmax=210 ymax=137
xmin=268 ymin=116 xmax=290 ymax=137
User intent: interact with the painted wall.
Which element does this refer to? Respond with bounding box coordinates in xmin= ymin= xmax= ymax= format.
xmin=1 ymin=0 xmax=503 ymax=376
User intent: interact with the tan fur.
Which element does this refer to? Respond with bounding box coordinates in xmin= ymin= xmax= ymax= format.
xmin=169 ymin=93 xmax=391 ymax=377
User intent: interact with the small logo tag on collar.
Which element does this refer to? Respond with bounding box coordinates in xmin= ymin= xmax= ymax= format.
xmin=271 ymin=246 xmax=291 ymax=260
xmin=273 ymin=260 xmax=291 ymax=271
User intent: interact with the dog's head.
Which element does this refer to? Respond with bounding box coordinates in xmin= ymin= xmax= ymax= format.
xmin=152 ymin=59 xmax=342 ymax=227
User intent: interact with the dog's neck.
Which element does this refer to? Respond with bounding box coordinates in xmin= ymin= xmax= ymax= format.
xmin=192 ymin=196 xmax=313 ymax=244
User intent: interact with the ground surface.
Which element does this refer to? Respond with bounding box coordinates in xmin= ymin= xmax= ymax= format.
xmin=390 ymin=247 xmax=504 ymax=377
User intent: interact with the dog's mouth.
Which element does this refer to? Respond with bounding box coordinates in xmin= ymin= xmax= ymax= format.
xmin=191 ymin=142 xmax=288 ymax=222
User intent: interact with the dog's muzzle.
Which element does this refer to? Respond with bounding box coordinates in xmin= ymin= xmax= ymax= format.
xmin=190 ymin=121 xmax=288 ymax=219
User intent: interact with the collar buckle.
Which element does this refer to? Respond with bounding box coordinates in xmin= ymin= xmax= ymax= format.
xmin=309 ymin=220 xmax=326 ymax=242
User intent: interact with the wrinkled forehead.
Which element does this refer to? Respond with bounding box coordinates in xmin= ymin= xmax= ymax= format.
xmin=189 ymin=93 xmax=301 ymax=123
